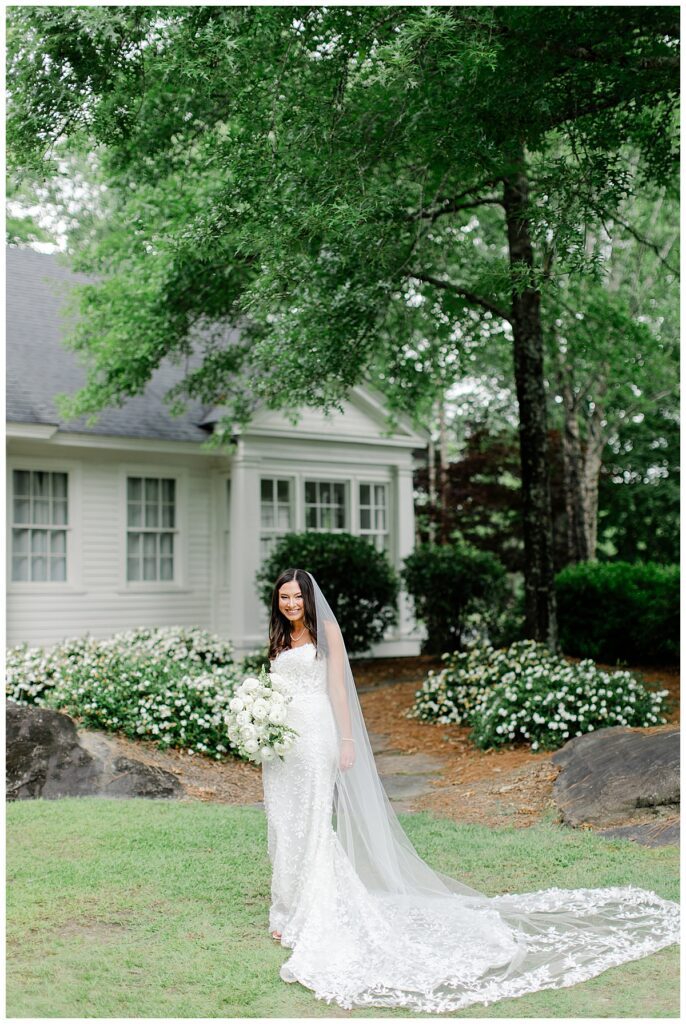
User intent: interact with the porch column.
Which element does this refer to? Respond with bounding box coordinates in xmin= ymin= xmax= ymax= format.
xmin=394 ymin=463 xmax=419 ymax=644
xmin=228 ymin=448 xmax=263 ymax=653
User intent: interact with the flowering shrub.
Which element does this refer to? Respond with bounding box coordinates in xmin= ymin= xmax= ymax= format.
xmin=6 ymin=635 xmax=95 ymax=705
xmin=6 ymin=627 xmax=242 ymax=760
xmin=225 ymin=668 xmax=298 ymax=763
xmin=408 ymin=639 xmax=670 ymax=752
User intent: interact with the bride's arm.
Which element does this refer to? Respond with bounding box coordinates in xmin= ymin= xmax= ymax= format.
xmin=323 ymin=619 xmax=356 ymax=772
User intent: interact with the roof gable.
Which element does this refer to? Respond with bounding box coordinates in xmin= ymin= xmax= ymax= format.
xmin=245 ymin=387 xmax=427 ymax=446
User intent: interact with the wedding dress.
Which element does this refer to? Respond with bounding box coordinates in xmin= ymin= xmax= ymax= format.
xmin=261 ymin=575 xmax=679 ymax=1014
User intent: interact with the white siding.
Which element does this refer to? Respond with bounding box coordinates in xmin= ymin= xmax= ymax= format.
xmin=7 ymin=445 xmax=228 ymax=648
xmin=7 ymin=384 xmax=426 ymax=656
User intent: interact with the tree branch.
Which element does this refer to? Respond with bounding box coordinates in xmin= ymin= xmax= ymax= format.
xmin=413 ymin=195 xmax=503 ymax=223
xmin=608 ymin=215 xmax=680 ymax=276
xmin=407 ymin=270 xmax=511 ymax=322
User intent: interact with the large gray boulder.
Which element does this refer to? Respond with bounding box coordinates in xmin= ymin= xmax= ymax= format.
xmin=6 ymin=701 xmax=182 ymax=800
xmin=552 ymin=726 xmax=679 ymax=846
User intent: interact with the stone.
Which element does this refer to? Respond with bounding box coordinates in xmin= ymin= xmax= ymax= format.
xmin=596 ymin=817 xmax=680 ymax=848
xmin=551 ymin=726 xmax=679 ymax=833
xmin=6 ymin=701 xmax=182 ymax=801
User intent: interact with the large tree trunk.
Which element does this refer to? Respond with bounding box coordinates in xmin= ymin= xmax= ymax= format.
xmin=557 ymin=350 xmax=591 ymax=563
xmin=438 ymin=397 xmax=449 ymax=543
xmin=427 ymin=408 xmax=437 ymax=544
xmin=580 ymin=397 xmax=608 ymax=559
xmin=503 ymin=153 xmax=558 ymax=650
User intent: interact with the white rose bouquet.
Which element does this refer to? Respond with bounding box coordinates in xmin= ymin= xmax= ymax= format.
xmin=224 ymin=666 xmax=298 ymax=763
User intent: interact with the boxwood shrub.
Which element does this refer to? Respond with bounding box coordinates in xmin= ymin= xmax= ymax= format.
xmin=401 ymin=542 xmax=509 ymax=654
xmin=555 ymin=560 xmax=679 ymax=664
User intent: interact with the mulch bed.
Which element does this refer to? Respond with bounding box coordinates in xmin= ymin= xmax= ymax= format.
xmin=76 ymin=655 xmax=679 ymax=830
xmin=357 ymin=657 xmax=679 ymax=830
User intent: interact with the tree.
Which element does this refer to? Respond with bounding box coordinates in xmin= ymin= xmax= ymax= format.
xmin=544 ymin=187 xmax=679 ymax=563
xmin=7 ymin=5 xmax=679 ymax=648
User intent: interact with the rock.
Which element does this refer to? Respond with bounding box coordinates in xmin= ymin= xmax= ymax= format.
xmin=596 ymin=817 xmax=680 ymax=848
xmin=6 ymin=701 xmax=182 ymax=801
xmin=551 ymin=726 xmax=679 ymax=839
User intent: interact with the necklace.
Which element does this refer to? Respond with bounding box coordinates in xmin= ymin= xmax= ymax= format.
xmin=290 ymin=624 xmax=307 ymax=643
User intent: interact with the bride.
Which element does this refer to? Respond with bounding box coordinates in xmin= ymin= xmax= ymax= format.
xmin=260 ymin=567 xmax=679 ymax=1013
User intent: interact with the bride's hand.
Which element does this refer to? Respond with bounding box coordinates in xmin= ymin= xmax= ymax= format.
xmin=339 ymin=738 xmax=355 ymax=772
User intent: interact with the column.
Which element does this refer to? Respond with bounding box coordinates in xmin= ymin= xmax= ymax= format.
xmin=228 ymin=447 xmax=264 ymax=654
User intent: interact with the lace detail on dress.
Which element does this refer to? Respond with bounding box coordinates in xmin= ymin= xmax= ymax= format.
xmin=261 ymin=647 xmax=680 ymax=1013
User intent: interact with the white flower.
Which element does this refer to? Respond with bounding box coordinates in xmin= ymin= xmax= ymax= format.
xmin=242 ymin=677 xmax=260 ymax=693
xmin=251 ymin=698 xmax=269 ymax=721
xmin=229 ymin=696 xmax=244 ymax=713
xmin=243 ymin=737 xmax=259 ymax=754
xmin=240 ymin=724 xmax=257 ymax=742
xmin=236 ymin=709 xmax=251 ymax=727
xmin=260 ymin=746 xmax=275 ymax=762
xmin=267 ymin=703 xmax=286 ymax=724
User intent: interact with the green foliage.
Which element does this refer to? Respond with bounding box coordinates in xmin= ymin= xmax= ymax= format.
xmin=402 ymin=542 xmax=508 ymax=653
xmin=5 ymin=7 xmax=679 ymax=431
xmin=597 ymin=407 xmax=680 ymax=565
xmin=409 ymin=639 xmax=669 ymax=752
xmin=6 ymin=626 xmax=243 ymax=760
xmin=256 ymin=532 xmax=399 ymax=654
xmin=555 ymin=561 xmax=679 ymax=664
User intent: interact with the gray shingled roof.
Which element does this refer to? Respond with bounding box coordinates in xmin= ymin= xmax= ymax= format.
xmin=6 ymin=247 xmax=217 ymax=442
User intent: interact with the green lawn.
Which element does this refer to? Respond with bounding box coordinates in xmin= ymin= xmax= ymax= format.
xmin=6 ymin=798 xmax=679 ymax=1018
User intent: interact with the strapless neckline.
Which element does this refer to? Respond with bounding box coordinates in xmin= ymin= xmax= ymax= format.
xmin=271 ymin=643 xmax=315 ymax=665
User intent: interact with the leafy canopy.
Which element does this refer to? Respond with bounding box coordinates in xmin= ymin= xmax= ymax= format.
xmin=6 ymin=6 xmax=679 ymax=434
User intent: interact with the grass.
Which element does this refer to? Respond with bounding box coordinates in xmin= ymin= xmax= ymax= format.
xmin=7 ymin=798 xmax=680 ymax=1018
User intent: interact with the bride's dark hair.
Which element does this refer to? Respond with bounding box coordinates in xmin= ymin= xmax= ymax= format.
xmin=268 ymin=567 xmax=318 ymax=661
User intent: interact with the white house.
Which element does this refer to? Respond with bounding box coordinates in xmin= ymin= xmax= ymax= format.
xmin=6 ymin=248 xmax=427 ymax=655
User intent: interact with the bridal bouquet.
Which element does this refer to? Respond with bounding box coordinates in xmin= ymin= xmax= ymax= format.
xmin=224 ymin=666 xmax=298 ymax=764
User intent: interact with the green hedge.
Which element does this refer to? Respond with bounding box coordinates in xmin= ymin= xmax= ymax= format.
xmin=256 ymin=532 xmax=399 ymax=654
xmin=555 ymin=560 xmax=679 ymax=664
xmin=401 ymin=542 xmax=509 ymax=654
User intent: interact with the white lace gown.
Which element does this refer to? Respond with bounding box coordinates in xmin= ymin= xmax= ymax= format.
xmin=261 ymin=643 xmax=680 ymax=1014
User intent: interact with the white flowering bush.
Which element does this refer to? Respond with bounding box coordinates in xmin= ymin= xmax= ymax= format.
xmin=225 ymin=668 xmax=298 ymax=764
xmin=6 ymin=627 xmax=242 ymax=760
xmin=408 ymin=639 xmax=670 ymax=752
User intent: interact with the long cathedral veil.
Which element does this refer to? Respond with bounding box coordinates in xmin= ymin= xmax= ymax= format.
xmin=306 ymin=569 xmax=679 ymax=1001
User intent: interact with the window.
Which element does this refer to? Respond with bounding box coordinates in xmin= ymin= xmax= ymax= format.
xmin=305 ymin=480 xmax=346 ymax=531
xmin=126 ymin=476 xmax=176 ymax=581
xmin=260 ymin=478 xmax=293 ymax=560
xmin=11 ymin=469 xmax=68 ymax=581
xmin=359 ymin=482 xmax=389 ymax=552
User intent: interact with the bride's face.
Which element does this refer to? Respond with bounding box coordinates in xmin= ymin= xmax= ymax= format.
xmin=279 ymin=580 xmax=305 ymax=625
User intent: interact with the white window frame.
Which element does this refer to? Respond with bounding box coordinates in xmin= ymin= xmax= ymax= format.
xmin=259 ymin=476 xmax=295 ymax=561
xmin=303 ymin=478 xmax=349 ymax=533
xmin=358 ymin=480 xmax=391 ymax=553
xmin=117 ymin=464 xmax=187 ymax=592
xmin=6 ymin=456 xmax=83 ymax=594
